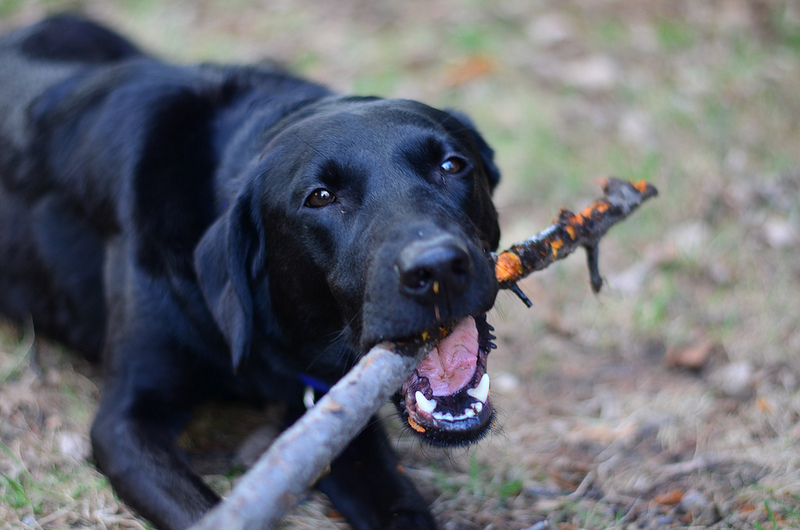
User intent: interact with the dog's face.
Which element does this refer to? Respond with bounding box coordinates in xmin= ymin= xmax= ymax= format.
xmin=196 ymin=96 xmax=501 ymax=445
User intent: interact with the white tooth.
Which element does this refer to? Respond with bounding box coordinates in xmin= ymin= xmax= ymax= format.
xmin=465 ymin=408 xmax=476 ymax=418
xmin=466 ymin=373 xmax=490 ymax=403
xmin=415 ymin=391 xmax=437 ymax=414
xmin=472 ymin=402 xmax=483 ymax=414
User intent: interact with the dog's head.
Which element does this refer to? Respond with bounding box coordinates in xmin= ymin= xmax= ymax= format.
xmin=196 ymin=96 xmax=501 ymax=445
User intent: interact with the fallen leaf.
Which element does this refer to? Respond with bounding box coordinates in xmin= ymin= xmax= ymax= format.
xmin=444 ymin=54 xmax=496 ymax=87
xmin=654 ymin=489 xmax=684 ymax=505
xmin=664 ymin=340 xmax=720 ymax=371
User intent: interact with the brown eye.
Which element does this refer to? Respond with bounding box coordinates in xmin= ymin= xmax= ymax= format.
xmin=441 ymin=157 xmax=465 ymax=174
xmin=305 ymin=188 xmax=335 ymax=208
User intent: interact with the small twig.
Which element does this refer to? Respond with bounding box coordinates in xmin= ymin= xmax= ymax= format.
xmin=567 ymin=469 xmax=597 ymax=500
xmin=659 ymin=454 xmax=722 ymax=479
xmin=495 ymin=178 xmax=658 ymax=305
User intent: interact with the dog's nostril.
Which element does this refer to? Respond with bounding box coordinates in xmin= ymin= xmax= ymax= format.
xmin=396 ymin=237 xmax=473 ymax=300
xmin=407 ymin=268 xmax=433 ymax=290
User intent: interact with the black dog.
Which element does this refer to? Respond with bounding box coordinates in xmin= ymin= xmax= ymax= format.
xmin=0 ymin=16 xmax=502 ymax=529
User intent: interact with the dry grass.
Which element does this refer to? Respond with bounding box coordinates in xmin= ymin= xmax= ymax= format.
xmin=2 ymin=0 xmax=800 ymax=528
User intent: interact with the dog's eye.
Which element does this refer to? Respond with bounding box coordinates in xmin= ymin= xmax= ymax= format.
xmin=305 ymin=188 xmax=336 ymax=208
xmin=440 ymin=157 xmax=466 ymax=175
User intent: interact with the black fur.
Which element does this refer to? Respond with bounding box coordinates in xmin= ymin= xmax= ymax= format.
xmin=0 ymin=16 xmax=501 ymax=529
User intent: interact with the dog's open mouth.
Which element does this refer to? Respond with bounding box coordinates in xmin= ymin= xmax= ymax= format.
xmin=396 ymin=314 xmax=495 ymax=446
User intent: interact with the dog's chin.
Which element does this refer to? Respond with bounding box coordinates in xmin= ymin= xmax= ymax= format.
xmin=392 ymin=314 xmax=496 ymax=447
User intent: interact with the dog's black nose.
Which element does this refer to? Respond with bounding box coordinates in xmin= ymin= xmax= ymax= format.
xmin=396 ymin=235 xmax=473 ymax=301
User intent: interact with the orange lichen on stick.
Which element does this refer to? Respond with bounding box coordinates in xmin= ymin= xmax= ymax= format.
xmin=495 ymin=251 xmax=523 ymax=283
xmin=494 ymin=177 xmax=658 ymax=306
xmin=407 ymin=416 xmax=427 ymax=433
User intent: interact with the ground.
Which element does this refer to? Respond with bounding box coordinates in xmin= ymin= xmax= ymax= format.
xmin=1 ymin=1 xmax=799 ymax=528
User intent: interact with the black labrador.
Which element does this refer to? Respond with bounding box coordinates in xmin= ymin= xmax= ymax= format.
xmin=0 ymin=16 xmax=502 ymax=529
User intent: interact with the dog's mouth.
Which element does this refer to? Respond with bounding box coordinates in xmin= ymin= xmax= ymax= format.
xmin=395 ymin=314 xmax=495 ymax=446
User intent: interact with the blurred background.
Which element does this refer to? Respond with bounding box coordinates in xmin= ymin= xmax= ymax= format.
xmin=1 ymin=1 xmax=799 ymax=528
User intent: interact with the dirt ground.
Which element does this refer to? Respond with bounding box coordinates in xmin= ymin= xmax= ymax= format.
xmin=1 ymin=1 xmax=799 ymax=528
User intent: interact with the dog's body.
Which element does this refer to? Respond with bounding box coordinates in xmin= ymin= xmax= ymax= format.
xmin=0 ymin=17 xmax=502 ymax=529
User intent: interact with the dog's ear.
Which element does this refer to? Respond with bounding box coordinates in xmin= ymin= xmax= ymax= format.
xmin=445 ymin=109 xmax=501 ymax=191
xmin=194 ymin=185 xmax=266 ymax=372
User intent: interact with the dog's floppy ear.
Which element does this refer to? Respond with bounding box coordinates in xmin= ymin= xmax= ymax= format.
xmin=194 ymin=184 xmax=266 ymax=372
xmin=446 ymin=109 xmax=501 ymax=191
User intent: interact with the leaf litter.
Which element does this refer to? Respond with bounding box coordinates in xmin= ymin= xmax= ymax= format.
xmin=2 ymin=0 xmax=800 ymax=528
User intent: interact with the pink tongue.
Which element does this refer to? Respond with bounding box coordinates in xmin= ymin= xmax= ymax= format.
xmin=416 ymin=317 xmax=478 ymax=396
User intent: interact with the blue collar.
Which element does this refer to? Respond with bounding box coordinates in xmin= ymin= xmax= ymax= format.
xmin=298 ymin=373 xmax=332 ymax=393
xmin=299 ymin=373 xmax=331 ymax=409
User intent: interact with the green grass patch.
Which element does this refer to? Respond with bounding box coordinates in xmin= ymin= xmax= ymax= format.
xmin=0 ymin=0 xmax=23 ymax=17
xmin=447 ymin=25 xmax=494 ymax=54
xmin=0 ymin=442 xmax=39 ymax=514
xmin=497 ymin=479 xmax=524 ymax=500
xmin=633 ymin=277 xmax=675 ymax=332
xmin=655 ymin=18 xmax=697 ymax=51
xmin=0 ymin=472 xmax=33 ymax=511
xmin=593 ymin=17 xmax=628 ymax=48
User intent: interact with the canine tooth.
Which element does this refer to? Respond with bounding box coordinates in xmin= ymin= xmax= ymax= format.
xmin=472 ymin=402 xmax=483 ymax=414
xmin=415 ymin=391 xmax=437 ymax=414
xmin=466 ymin=373 xmax=490 ymax=403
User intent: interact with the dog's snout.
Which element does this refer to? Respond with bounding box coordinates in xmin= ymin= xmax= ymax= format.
xmin=396 ymin=235 xmax=473 ymax=301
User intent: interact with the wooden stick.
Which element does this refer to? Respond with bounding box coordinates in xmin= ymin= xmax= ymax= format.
xmin=190 ymin=341 xmax=431 ymax=530
xmin=495 ymin=178 xmax=658 ymax=305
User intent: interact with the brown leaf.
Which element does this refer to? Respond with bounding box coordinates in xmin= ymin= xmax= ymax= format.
xmin=654 ymin=489 xmax=684 ymax=505
xmin=444 ymin=54 xmax=495 ymax=87
xmin=664 ymin=340 xmax=719 ymax=371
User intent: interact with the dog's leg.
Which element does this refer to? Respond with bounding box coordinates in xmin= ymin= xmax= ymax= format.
xmin=91 ymin=388 xmax=220 ymax=530
xmin=316 ymin=420 xmax=437 ymax=530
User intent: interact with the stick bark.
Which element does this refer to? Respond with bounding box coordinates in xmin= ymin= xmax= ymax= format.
xmin=495 ymin=178 xmax=658 ymax=305
xmin=190 ymin=342 xmax=430 ymax=530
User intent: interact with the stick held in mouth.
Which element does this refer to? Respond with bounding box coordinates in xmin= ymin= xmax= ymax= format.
xmin=495 ymin=178 xmax=658 ymax=305
xmin=193 ymin=178 xmax=657 ymax=529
